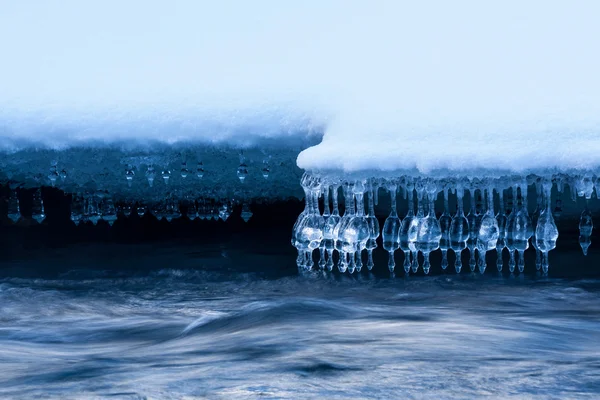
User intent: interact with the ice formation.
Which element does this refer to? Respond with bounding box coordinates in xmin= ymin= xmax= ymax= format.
xmin=292 ymin=173 xmax=596 ymax=275
xmin=1 ymin=2 xmax=600 ymax=276
xmin=2 ymin=2 xmax=599 ymax=173
xmin=1 ymin=143 xmax=313 ymax=226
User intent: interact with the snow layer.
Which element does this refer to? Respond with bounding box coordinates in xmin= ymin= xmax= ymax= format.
xmin=298 ymin=120 xmax=600 ymax=175
xmin=296 ymin=1 xmax=600 ymax=175
xmin=0 ymin=103 xmax=322 ymax=152
xmin=1 ymin=1 xmax=600 ymax=175
xmin=0 ymin=1 xmax=330 ymax=152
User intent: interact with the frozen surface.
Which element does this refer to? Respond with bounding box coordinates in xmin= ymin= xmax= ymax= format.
xmin=0 ymin=1 xmax=330 ymax=153
xmin=296 ymin=0 xmax=600 ymax=175
xmin=0 ymin=104 xmax=322 ymax=153
xmin=297 ymin=126 xmax=600 ymax=176
xmin=0 ymin=145 xmax=313 ymax=202
xmin=1 ymin=1 xmax=600 ymax=176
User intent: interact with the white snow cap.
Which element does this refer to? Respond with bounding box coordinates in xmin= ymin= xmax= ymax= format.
xmin=1 ymin=1 xmax=599 ymax=173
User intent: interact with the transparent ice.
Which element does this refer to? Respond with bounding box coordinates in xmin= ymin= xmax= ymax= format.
xmin=290 ymin=172 xmax=597 ymax=276
xmin=382 ymin=183 xmax=401 ymax=272
xmin=416 ymin=180 xmax=442 ymax=275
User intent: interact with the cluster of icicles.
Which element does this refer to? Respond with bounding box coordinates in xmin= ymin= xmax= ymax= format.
xmin=292 ymin=173 xmax=596 ymax=275
xmin=5 ymin=189 xmax=254 ymax=225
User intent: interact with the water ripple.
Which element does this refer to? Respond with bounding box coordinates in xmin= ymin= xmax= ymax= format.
xmin=0 ymin=271 xmax=599 ymax=399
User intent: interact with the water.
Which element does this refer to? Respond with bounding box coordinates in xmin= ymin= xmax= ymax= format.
xmin=1 ymin=263 xmax=600 ymax=399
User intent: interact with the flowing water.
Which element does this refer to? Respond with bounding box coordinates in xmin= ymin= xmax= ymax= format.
xmin=1 ymin=259 xmax=600 ymax=399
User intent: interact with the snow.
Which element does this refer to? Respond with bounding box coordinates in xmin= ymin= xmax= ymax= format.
xmin=1 ymin=1 xmax=600 ymax=177
xmin=0 ymin=103 xmax=322 ymax=152
xmin=295 ymin=2 xmax=600 ymax=175
xmin=297 ymin=120 xmax=600 ymax=176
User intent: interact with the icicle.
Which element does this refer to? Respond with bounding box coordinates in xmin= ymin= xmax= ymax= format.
xmin=382 ymin=183 xmax=401 ymax=273
xmin=496 ymin=185 xmax=507 ymax=272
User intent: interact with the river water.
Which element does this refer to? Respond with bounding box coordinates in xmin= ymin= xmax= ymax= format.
xmin=1 ymin=263 xmax=600 ymax=399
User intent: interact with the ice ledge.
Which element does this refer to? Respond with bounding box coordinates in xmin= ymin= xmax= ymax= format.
xmin=297 ymin=122 xmax=600 ymax=175
xmin=0 ymin=103 xmax=326 ymax=153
